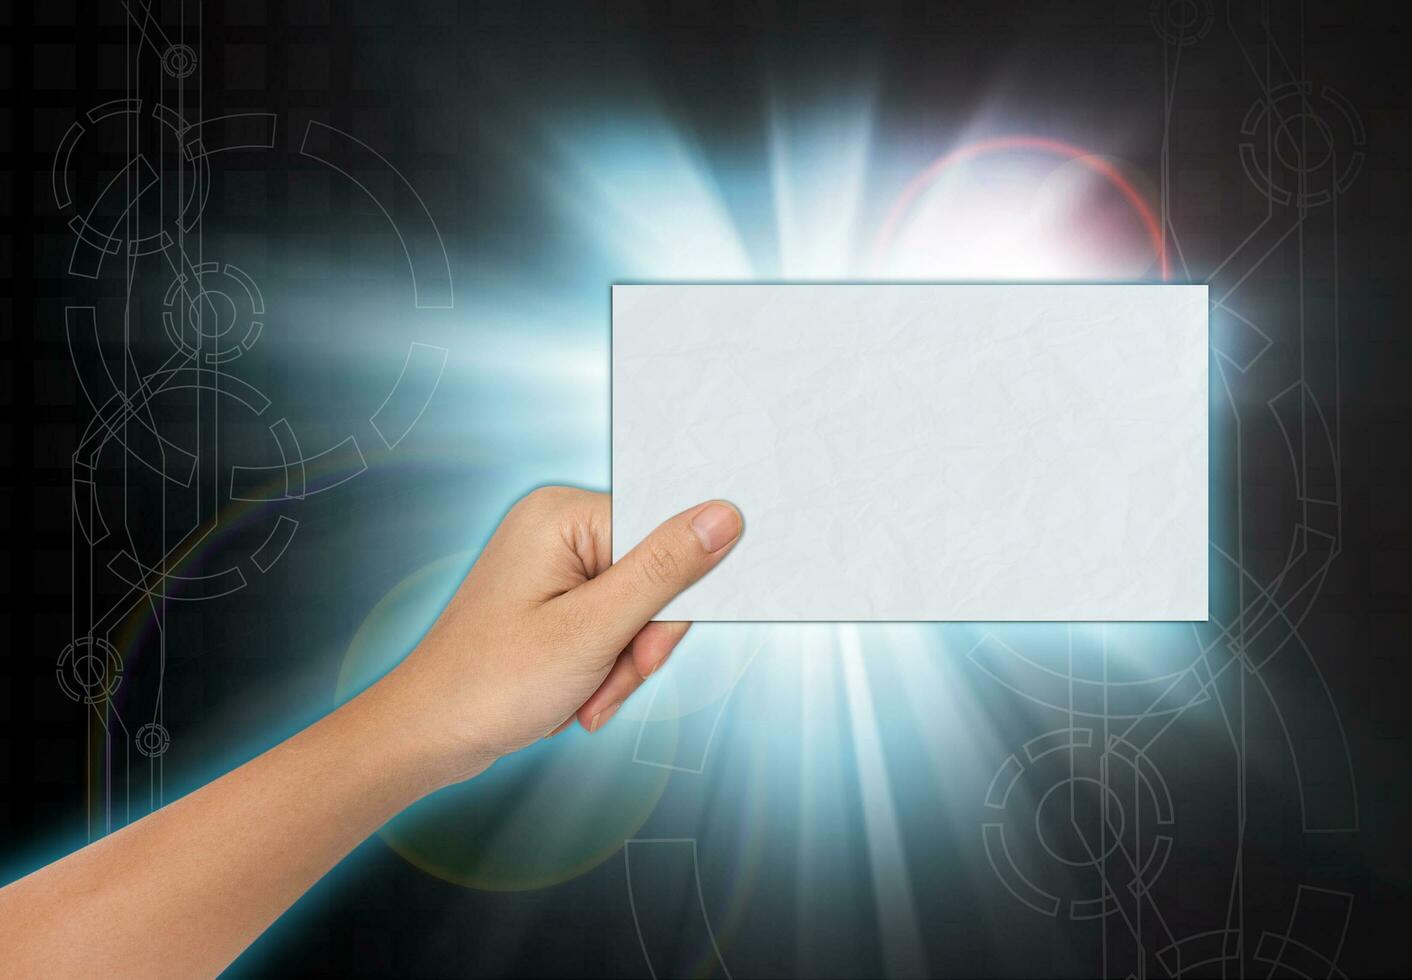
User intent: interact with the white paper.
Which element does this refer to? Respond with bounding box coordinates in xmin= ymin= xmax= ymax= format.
xmin=612 ymin=283 xmax=1208 ymax=622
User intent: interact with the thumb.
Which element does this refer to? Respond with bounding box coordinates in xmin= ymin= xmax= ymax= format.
xmin=557 ymin=500 xmax=742 ymax=650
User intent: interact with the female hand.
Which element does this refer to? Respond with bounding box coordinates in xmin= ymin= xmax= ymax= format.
xmin=372 ymin=487 xmax=743 ymax=788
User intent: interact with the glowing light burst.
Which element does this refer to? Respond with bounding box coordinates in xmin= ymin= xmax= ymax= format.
xmin=337 ymin=101 xmax=1207 ymax=978
xmin=870 ymin=134 xmax=1168 ymax=279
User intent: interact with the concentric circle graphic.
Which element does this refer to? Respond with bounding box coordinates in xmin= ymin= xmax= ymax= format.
xmin=982 ymin=727 xmax=1174 ymax=920
xmin=162 ymin=43 xmax=198 ymax=78
xmin=56 ymin=637 xmax=124 ymax=705
xmin=161 ymin=261 xmax=265 ymax=363
xmin=1240 ymin=82 xmax=1365 ymax=207
xmin=135 ymin=722 xmax=171 ymax=758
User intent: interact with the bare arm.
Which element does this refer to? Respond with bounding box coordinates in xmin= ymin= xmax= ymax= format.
xmin=0 ymin=488 xmax=742 ymax=978
xmin=0 ymin=684 xmax=435 ymax=977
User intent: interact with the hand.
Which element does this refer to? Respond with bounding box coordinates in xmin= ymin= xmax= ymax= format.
xmin=372 ymin=486 xmax=743 ymax=788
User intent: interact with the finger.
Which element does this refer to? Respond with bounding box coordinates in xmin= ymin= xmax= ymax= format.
xmin=554 ymin=489 xmax=613 ymax=579
xmin=630 ymin=621 xmax=691 ymax=679
xmin=492 ymin=487 xmax=612 ymax=599
xmin=555 ymin=500 xmax=741 ymax=651
xmin=566 ymin=623 xmax=687 ymax=738
xmin=577 ymin=649 xmax=644 ymax=732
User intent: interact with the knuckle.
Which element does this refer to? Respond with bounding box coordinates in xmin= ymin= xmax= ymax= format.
xmin=640 ymin=541 xmax=681 ymax=589
xmin=513 ymin=486 xmax=574 ymax=523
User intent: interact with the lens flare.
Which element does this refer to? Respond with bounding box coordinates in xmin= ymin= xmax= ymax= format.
xmin=873 ymin=135 xmax=1168 ymax=280
xmin=335 ymin=552 xmax=676 ymax=890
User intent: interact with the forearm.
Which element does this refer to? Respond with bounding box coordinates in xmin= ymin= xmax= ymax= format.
xmin=0 ymin=680 xmax=443 ymax=979
xmin=0 ymin=488 xmax=733 ymax=976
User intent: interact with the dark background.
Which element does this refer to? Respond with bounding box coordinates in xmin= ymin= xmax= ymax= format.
xmin=2 ymin=1 xmax=1410 ymax=977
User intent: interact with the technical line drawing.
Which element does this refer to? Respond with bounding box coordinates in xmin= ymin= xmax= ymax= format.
xmin=57 ymin=2 xmax=456 ymax=841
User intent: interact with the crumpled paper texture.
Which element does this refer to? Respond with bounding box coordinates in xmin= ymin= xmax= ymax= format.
xmin=612 ymin=283 xmax=1208 ymax=622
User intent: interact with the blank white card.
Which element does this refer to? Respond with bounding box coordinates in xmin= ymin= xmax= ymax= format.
xmin=612 ymin=284 xmax=1208 ymax=622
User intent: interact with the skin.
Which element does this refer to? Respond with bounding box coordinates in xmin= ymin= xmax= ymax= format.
xmin=0 ymin=487 xmax=743 ymax=979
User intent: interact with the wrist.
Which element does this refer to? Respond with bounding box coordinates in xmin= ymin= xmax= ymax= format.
xmin=355 ymin=663 xmax=499 ymax=796
xmin=322 ymin=686 xmax=437 ymax=810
